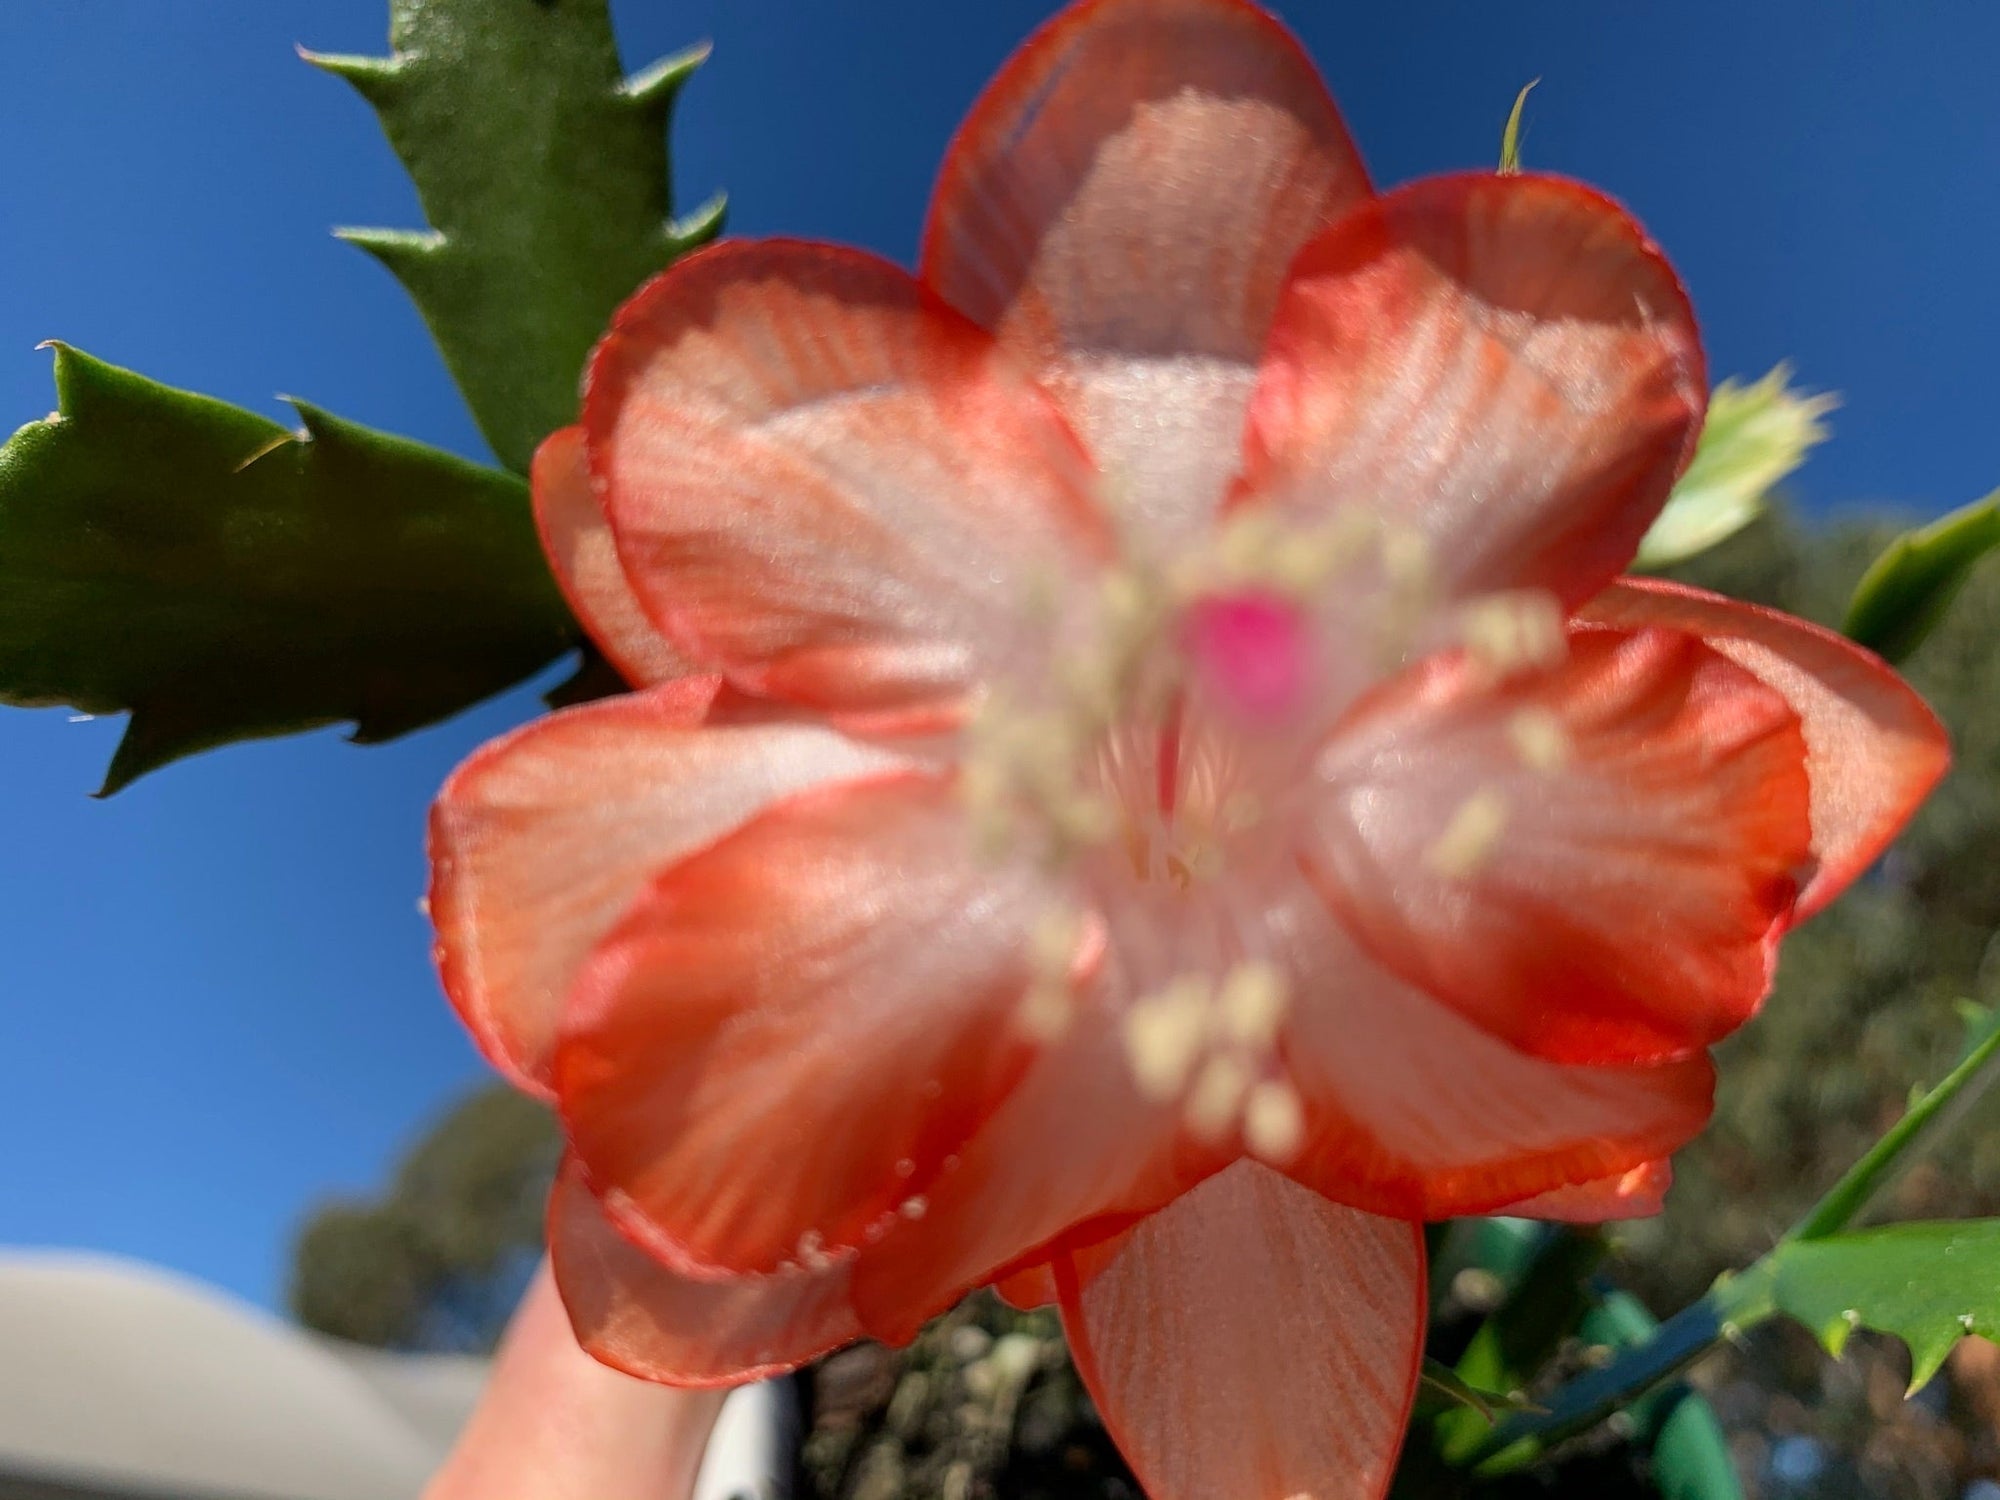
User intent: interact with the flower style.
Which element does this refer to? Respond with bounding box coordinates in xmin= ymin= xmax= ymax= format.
xmin=428 ymin=1 xmax=1949 ymax=1494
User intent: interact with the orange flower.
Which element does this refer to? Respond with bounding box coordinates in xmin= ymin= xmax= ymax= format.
xmin=429 ymin=2 xmax=1947 ymax=1494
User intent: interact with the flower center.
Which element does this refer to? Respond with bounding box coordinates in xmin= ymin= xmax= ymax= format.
xmin=960 ymin=506 xmax=1404 ymax=882
xmin=1181 ymin=589 xmax=1317 ymax=727
xmin=964 ymin=505 xmax=1570 ymax=1162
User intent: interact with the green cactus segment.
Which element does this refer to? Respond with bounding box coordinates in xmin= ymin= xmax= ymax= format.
xmin=0 ymin=345 xmax=576 ymax=793
xmin=1843 ymin=488 xmax=2000 ymax=662
xmin=1497 ymin=80 xmax=1537 ymax=174
xmin=1717 ymin=1219 xmax=2000 ymax=1394
xmin=308 ymin=0 xmax=725 ymax=473
xmin=1706 ymin=1010 xmax=2000 ymax=1393
xmin=1635 ymin=365 xmax=1837 ymax=571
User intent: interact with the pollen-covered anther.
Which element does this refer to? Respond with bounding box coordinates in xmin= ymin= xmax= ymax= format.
xmin=1184 ymin=1053 xmax=1253 ymax=1142
xmin=1215 ymin=960 xmax=1288 ymax=1048
xmin=795 ymin=1228 xmax=835 ymax=1272
xmin=1426 ymin=787 xmax=1510 ymax=879
xmin=962 ymin=696 xmax=1117 ymax=858
xmin=959 ymin=756 xmax=1014 ymax=856
xmin=1212 ymin=510 xmax=1292 ymax=588
xmin=1015 ymin=907 xmax=1096 ymax=1040
xmin=1273 ymin=511 xmax=1378 ymax=593
xmin=1459 ymin=590 xmax=1566 ymax=677
xmin=1221 ymin=791 xmax=1265 ymax=833
xmin=1062 ymin=565 xmax=1168 ymax=707
xmin=1122 ymin=975 xmax=1212 ymax=1101
xmin=1098 ymin=567 xmax=1152 ymax=633
xmin=1052 ymin=790 xmax=1118 ymax=847
xmin=1243 ymin=1079 xmax=1307 ymax=1163
xmin=1371 ymin=525 xmax=1437 ymax=661
xmin=1200 ymin=507 xmax=1377 ymax=600
xmin=1381 ymin=527 xmax=1432 ymax=590
xmin=1508 ymin=707 xmax=1570 ymax=771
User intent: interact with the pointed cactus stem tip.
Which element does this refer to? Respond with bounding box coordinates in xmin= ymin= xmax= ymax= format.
xmin=297 ymin=46 xmax=405 ymax=106
xmin=623 ymin=41 xmax=714 ymax=111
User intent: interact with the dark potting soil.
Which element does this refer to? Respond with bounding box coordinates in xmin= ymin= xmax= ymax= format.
xmin=795 ymin=1296 xmax=2000 ymax=1499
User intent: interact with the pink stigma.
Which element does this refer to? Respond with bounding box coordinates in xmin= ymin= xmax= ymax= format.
xmin=1182 ymin=590 xmax=1314 ymax=726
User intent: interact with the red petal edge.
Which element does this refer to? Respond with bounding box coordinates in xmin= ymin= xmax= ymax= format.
xmin=1584 ymin=577 xmax=1949 ymax=921
xmin=531 ymin=426 xmax=699 ymax=690
xmin=1234 ymin=172 xmax=1705 ymax=611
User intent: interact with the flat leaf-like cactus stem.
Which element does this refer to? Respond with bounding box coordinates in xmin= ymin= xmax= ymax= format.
xmin=308 ymin=0 xmax=725 ymax=473
xmin=1717 ymin=1220 xmax=2000 ymax=1394
xmin=0 ymin=346 xmax=578 ymax=793
xmin=1844 ymin=488 xmax=2000 ymax=662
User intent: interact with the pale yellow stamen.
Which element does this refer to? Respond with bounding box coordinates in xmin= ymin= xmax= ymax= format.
xmin=1185 ymin=1053 xmax=1253 ymax=1142
xmin=1426 ymin=788 xmax=1510 ymax=879
xmin=1461 ymin=591 xmax=1566 ymax=676
xmin=959 ymin=755 xmax=1012 ymax=859
xmin=1017 ymin=982 xmax=1074 ymax=1041
xmin=1217 ymin=510 xmax=1288 ymax=584
xmin=963 ymin=693 xmax=1117 ymax=860
xmin=1055 ymin=650 xmax=1117 ymax=708
xmin=1221 ymin=790 xmax=1265 ymax=833
xmin=1053 ymin=790 xmax=1118 ymax=846
xmin=1123 ymin=977 xmax=1212 ymax=1101
xmin=1271 ymin=511 xmax=1378 ymax=594
xmin=1017 ymin=908 xmax=1099 ymax=1040
xmin=1508 ymin=707 xmax=1570 ymax=771
xmin=1381 ymin=527 xmax=1433 ymax=592
xmin=1243 ymin=1080 xmax=1307 ymax=1164
xmin=1163 ymin=840 xmax=1225 ymax=890
xmin=1183 ymin=509 xmax=1378 ymax=603
xmin=1371 ymin=526 xmax=1437 ymax=664
xmin=1216 ymin=960 xmax=1288 ymax=1048
xmin=1029 ymin=909 xmax=1083 ymax=973
xmin=1098 ymin=568 xmax=1151 ymax=633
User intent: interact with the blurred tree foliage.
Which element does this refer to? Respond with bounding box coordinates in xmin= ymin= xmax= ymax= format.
xmin=1628 ymin=502 xmax=2000 ymax=1306
xmin=289 ymin=1085 xmax=559 ymax=1351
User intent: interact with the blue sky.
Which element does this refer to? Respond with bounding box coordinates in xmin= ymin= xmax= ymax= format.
xmin=2 ymin=1 xmax=1997 ymax=1311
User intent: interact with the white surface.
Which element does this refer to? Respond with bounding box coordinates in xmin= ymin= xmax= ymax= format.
xmin=0 ymin=1250 xmax=461 ymax=1499
xmin=694 ymin=1378 xmax=794 ymax=1500
xmin=0 ymin=1249 xmax=786 ymax=1500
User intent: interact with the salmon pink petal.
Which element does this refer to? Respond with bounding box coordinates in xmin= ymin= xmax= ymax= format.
xmin=1060 ymin=1162 xmax=1423 ymax=1500
xmin=1271 ymin=896 xmax=1714 ymax=1219
xmin=532 ymin=427 xmax=696 ymax=689
xmin=1237 ymin=173 xmax=1704 ymax=608
xmin=424 ymin=1260 xmax=724 ymax=1500
xmin=429 ymin=695 xmax=900 ymax=1096
xmin=548 ymin=1157 xmax=863 ymax=1387
xmin=584 ymin=240 xmax=1106 ymax=727
xmin=1498 ymin=1160 xmax=1672 ymax=1222
xmin=845 ymin=994 xmax=1222 ymax=1345
xmin=555 ymin=775 xmax=1067 ymax=1277
xmin=991 ymin=1229 xmax=1134 ymax=1311
xmin=921 ymin=0 xmax=1370 ymax=544
xmin=992 ymin=1262 xmax=1061 ymax=1312
xmin=1584 ymin=578 xmax=1949 ymax=920
xmin=1307 ymin=624 xmax=1811 ymax=1066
